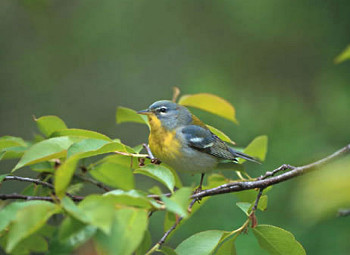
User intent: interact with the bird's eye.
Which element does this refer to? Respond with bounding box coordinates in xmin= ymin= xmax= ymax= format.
xmin=159 ymin=107 xmax=167 ymax=113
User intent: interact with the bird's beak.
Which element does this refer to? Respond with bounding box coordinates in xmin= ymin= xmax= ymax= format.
xmin=137 ymin=109 xmax=152 ymax=115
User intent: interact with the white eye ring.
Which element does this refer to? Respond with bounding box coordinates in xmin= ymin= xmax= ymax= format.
xmin=159 ymin=107 xmax=167 ymax=113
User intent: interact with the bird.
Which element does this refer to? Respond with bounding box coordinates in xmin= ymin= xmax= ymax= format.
xmin=138 ymin=100 xmax=260 ymax=191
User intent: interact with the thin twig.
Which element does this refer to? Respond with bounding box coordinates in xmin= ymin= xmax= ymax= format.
xmin=249 ymin=188 xmax=264 ymax=228
xmin=251 ymin=188 xmax=264 ymax=212
xmin=3 ymin=175 xmax=54 ymax=188
xmin=143 ymin=143 xmax=155 ymax=160
xmin=0 ymin=193 xmax=84 ymax=202
xmin=114 ymin=150 xmax=149 ymax=158
xmin=146 ymin=199 xmax=197 ymax=254
xmin=74 ymin=173 xmax=111 ymax=192
xmin=257 ymin=164 xmax=295 ymax=180
xmin=192 ymin=144 xmax=350 ymax=200
xmin=337 ymin=209 xmax=350 ymax=217
xmin=145 ymin=144 xmax=350 ymax=253
xmin=142 ymin=143 xmax=162 ymax=164
xmin=147 ymin=193 xmax=172 ymax=200
xmin=159 ymin=199 xmax=197 ymax=245
xmin=3 ymin=176 xmax=77 ymax=200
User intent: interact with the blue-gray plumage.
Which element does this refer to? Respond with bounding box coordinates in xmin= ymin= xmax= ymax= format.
xmin=181 ymin=125 xmax=259 ymax=164
xmin=138 ymin=100 xmax=260 ymax=176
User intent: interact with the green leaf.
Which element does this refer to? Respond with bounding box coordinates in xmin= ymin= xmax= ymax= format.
xmin=58 ymin=217 xmax=96 ymax=249
xmin=133 ymin=144 xmax=144 ymax=153
xmin=66 ymin=138 xmax=110 ymax=158
xmin=12 ymin=136 xmax=81 ymax=172
xmin=161 ymin=164 xmax=183 ymax=188
xmin=10 ymin=233 xmax=48 ymax=255
xmin=252 ymin=225 xmax=306 ymax=255
xmin=6 ymin=202 xmax=60 ymax=252
xmin=160 ymin=246 xmax=178 ymax=255
xmin=0 ymin=136 xmax=29 ymax=160
xmin=161 ymin=187 xmax=192 ymax=218
xmin=30 ymin=161 xmax=54 ymax=173
xmin=77 ymin=195 xmax=117 ymax=233
xmin=61 ymin=197 xmax=90 ymax=223
xmin=178 ymin=93 xmax=237 ymax=123
xmin=116 ymin=106 xmax=150 ymax=127
xmin=164 ymin=212 xmax=177 ymax=233
xmin=215 ymin=234 xmax=237 ymax=255
xmin=0 ymin=136 xmax=27 ymax=150
xmin=95 ymin=208 xmax=148 ymax=255
xmin=0 ymin=174 xmax=7 ymax=183
xmin=47 ymin=217 xmax=96 ymax=255
xmin=239 ymin=135 xmax=268 ymax=163
xmin=51 ymin=128 xmax=112 ymax=141
xmin=207 ymin=173 xmax=228 ymax=188
xmin=76 ymin=194 xmax=152 ymax=234
xmin=258 ymin=195 xmax=268 ymax=211
xmin=135 ymin=164 xmax=175 ymax=192
xmin=236 ymin=202 xmax=252 ymax=216
xmin=0 ymin=146 xmax=28 ymax=161
xmin=90 ymin=155 xmax=134 ymax=190
xmin=0 ymin=151 xmax=5 ymax=160
xmin=334 ymin=44 xmax=350 ymax=64
xmin=54 ymin=157 xmax=80 ymax=198
xmin=55 ymin=139 xmax=130 ymax=197
xmin=68 ymin=138 xmax=134 ymax=158
xmin=104 ymin=190 xmax=156 ymax=209
xmin=207 ymin=125 xmax=236 ymax=145
xmin=175 ymin=230 xmax=225 ymax=255
xmin=0 ymin=201 xmax=50 ymax=232
xmin=235 ymin=196 xmax=268 ymax=215
xmin=135 ymin=230 xmax=152 ymax=255
xmin=35 ymin=115 xmax=67 ymax=137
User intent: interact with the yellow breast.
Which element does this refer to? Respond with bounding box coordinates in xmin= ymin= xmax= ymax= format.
xmin=147 ymin=115 xmax=181 ymax=161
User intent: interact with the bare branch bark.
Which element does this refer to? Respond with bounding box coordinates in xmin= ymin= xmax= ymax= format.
xmin=146 ymin=198 xmax=197 ymax=255
xmin=2 ymin=176 xmax=78 ymax=200
xmin=0 ymin=193 xmax=84 ymax=202
xmin=74 ymin=173 xmax=111 ymax=192
xmin=338 ymin=209 xmax=350 ymax=217
xmin=192 ymin=144 xmax=350 ymax=200
xmin=1 ymin=145 xmax=348 ymax=205
xmin=144 ymin=144 xmax=350 ymax=253
xmin=3 ymin=176 xmax=55 ymax=189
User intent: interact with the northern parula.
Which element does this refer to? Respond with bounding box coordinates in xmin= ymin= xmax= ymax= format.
xmin=138 ymin=100 xmax=259 ymax=189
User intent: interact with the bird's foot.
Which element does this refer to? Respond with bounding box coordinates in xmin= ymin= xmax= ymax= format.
xmin=193 ymin=186 xmax=203 ymax=203
xmin=151 ymin=158 xmax=161 ymax=164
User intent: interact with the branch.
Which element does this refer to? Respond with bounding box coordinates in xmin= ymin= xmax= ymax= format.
xmin=146 ymin=198 xmax=197 ymax=254
xmin=192 ymin=144 xmax=350 ymax=200
xmin=2 ymin=176 xmax=78 ymax=200
xmin=251 ymin=188 xmax=264 ymax=212
xmin=143 ymin=143 xmax=161 ymax=164
xmin=146 ymin=145 xmax=350 ymax=253
xmin=74 ymin=173 xmax=111 ymax=192
xmin=0 ymin=193 xmax=84 ymax=202
xmin=338 ymin=209 xmax=350 ymax=217
xmin=3 ymin=176 xmax=55 ymax=189
xmin=249 ymin=188 xmax=264 ymax=228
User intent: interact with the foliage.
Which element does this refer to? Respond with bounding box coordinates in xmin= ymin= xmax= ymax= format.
xmin=335 ymin=44 xmax=350 ymax=64
xmin=0 ymin=92 xmax=308 ymax=255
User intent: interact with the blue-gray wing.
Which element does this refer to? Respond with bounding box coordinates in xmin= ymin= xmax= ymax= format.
xmin=180 ymin=125 xmax=237 ymax=161
xmin=180 ymin=125 xmax=260 ymax=164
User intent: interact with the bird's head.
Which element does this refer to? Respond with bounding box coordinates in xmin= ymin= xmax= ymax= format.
xmin=138 ymin=100 xmax=192 ymax=130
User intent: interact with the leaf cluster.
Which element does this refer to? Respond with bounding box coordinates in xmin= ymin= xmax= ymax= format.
xmin=0 ymin=92 xmax=305 ymax=255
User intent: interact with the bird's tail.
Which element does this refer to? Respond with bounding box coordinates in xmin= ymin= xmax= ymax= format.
xmin=228 ymin=148 xmax=261 ymax=164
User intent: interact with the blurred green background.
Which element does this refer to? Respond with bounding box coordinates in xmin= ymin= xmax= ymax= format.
xmin=1 ymin=0 xmax=350 ymax=254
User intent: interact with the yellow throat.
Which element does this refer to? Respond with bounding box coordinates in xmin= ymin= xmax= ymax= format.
xmin=147 ymin=114 xmax=180 ymax=161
